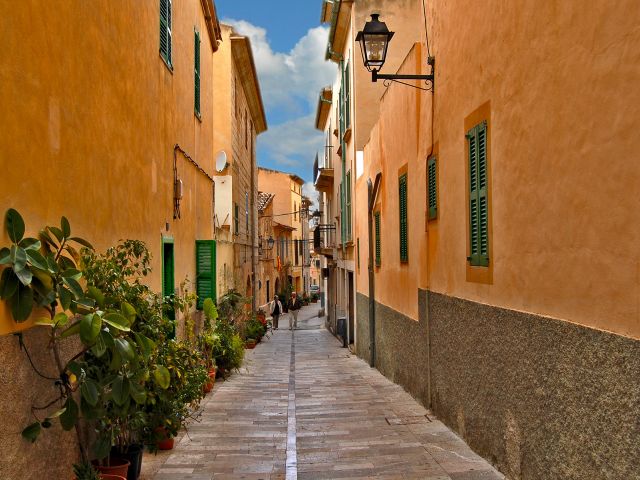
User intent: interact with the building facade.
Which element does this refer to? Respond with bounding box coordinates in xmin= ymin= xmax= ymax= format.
xmin=314 ymin=0 xmax=422 ymax=344
xmin=212 ymin=24 xmax=267 ymax=308
xmin=258 ymin=167 xmax=305 ymax=296
xmin=351 ymin=1 xmax=640 ymax=479
xmin=0 ymin=1 xmax=223 ymax=478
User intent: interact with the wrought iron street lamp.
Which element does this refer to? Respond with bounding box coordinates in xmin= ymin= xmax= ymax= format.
xmin=356 ymin=13 xmax=434 ymax=88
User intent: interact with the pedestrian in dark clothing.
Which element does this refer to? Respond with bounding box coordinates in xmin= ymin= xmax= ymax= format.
xmin=270 ymin=295 xmax=283 ymax=330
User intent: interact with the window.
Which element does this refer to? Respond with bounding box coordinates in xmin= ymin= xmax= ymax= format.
xmin=345 ymin=171 xmax=352 ymax=241
xmin=195 ymin=240 xmax=216 ymax=309
xmin=427 ymin=156 xmax=437 ymax=220
xmin=194 ymin=30 xmax=201 ymax=117
xmin=294 ymin=202 xmax=297 ymax=221
xmin=467 ymin=121 xmax=489 ymax=266
xmin=344 ymin=61 xmax=351 ymax=129
xmin=162 ymin=238 xmax=175 ymax=338
xmin=399 ymin=173 xmax=408 ymax=263
xmin=234 ymin=203 xmax=239 ymax=235
xmin=159 ymin=0 xmax=172 ymax=67
xmin=374 ymin=211 xmax=381 ymax=267
xmin=245 ymin=192 xmax=249 ymax=233
xmin=295 ymin=239 xmax=299 ymax=266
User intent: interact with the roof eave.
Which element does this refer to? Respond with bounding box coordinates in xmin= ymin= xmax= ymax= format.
xmin=231 ymin=36 xmax=268 ymax=134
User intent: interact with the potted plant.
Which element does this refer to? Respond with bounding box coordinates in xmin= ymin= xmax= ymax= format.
xmin=73 ymin=462 xmax=126 ymax=480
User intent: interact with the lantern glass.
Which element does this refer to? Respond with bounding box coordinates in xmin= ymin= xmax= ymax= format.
xmin=267 ymin=236 xmax=275 ymax=249
xmin=356 ymin=14 xmax=394 ymax=72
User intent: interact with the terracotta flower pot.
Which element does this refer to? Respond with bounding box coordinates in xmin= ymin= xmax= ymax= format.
xmin=93 ymin=458 xmax=130 ymax=478
xmin=74 ymin=475 xmax=126 ymax=480
xmin=245 ymin=340 xmax=256 ymax=349
xmin=203 ymin=369 xmax=215 ymax=393
xmin=154 ymin=426 xmax=175 ymax=451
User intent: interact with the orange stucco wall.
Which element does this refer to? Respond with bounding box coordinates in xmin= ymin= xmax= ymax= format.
xmin=357 ymin=1 xmax=640 ymax=338
xmin=0 ymin=1 xmax=221 ymax=476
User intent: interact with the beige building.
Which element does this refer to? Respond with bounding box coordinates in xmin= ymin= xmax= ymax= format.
xmin=212 ymin=24 xmax=267 ymax=307
xmin=314 ymin=0 xmax=421 ymax=344
xmin=258 ymin=168 xmax=305 ymax=295
xmin=257 ymin=191 xmax=276 ymax=307
xmin=350 ymin=1 xmax=640 ymax=479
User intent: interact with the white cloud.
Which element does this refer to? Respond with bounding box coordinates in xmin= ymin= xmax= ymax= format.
xmin=224 ymin=19 xmax=336 ymax=113
xmin=258 ymin=113 xmax=324 ymax=168
xmin=302 ymin=181 xmax=320 ymax=211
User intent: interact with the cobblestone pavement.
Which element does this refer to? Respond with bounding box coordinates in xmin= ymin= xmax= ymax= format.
xmin=149 ymin=306 xmax=504 ymax=480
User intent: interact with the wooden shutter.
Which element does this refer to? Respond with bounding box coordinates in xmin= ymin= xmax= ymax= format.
xmin=374 ymin=211 xmax=381 ymax=267
xmin=194 ymin=31 xmax=201 ymax=115
xmin=345 ymin=62 xmax=351 ymax=128
xmin=195 ymin=240 xmax=216 ymax=309
xmin=467 ymin=121 xmax=489 ymax=266
xmin=346 ymin=171 xmax=352 ymax=241
xmin=159 ymin=0 xmax=172 ymax=65
xmin=428 ymin=157 xmax=437 ymax=220
xmin=234 ymin=203 xmax=239 ymax=235
xmin=399 ymin=174 xmax=408 ymax=262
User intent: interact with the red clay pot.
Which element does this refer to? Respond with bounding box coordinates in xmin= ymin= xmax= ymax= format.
xmin=92 ymin=458 xmax=130 ymax=478
xmin=245 ymin=340 xmax=256 ymax=349
xmin=154 ymin=426 xmax=175 ymax=451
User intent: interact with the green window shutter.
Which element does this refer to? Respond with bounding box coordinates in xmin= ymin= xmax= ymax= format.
xmin=467 ymin=121 xmax=489 ymax=266
xmin=345 ymin=62 xmax=351 ymax=128
xmin=162 ymin=240 xmax=175 ymax=339
xmin=195 ymin=240 xmax=216 ymax=309
xmin=159 ymin=0 xmax=172 ymax=65
xmin=194 ymin=31 xmax=201 ymax=115
xmin=346 ymin=171 xmax=352 ymax=241
xmin=374 ymin=211 xmax=381 ymax=267
xmin=399 ymin=174 xmax=408 ymax=262
xmin=428 ymin=157 xmax=437 ymax=220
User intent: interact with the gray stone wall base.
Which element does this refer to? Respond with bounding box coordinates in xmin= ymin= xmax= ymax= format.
xmin=355 ymin=290 xmax=640 ymax=480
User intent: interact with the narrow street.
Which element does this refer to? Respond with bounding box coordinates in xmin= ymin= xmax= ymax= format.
xmin=148 ymin=306 xmax=503 ymax=480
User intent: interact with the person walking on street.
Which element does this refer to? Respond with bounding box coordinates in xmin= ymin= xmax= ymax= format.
xmin=269 ymin=295 xmax=283 ymax=330
xmin=288 ymin=292 xmax=302 ymax=330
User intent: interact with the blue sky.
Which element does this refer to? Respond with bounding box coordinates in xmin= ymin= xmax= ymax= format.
xmin=215 ymin=1 xmax=336 ymax=192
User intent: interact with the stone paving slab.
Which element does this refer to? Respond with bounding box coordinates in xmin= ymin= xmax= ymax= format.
xmin=145 ymin=306 xmax=503 ymax=480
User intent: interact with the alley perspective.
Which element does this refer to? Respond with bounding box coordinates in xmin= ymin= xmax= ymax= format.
xmin=0 ymin=1 xmax=638 ymax=480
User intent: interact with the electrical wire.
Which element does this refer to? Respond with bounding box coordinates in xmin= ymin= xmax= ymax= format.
xmin=422 ymin=0 xmax=431 ymax=58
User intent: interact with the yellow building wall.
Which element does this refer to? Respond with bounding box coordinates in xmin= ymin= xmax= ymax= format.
xmin=0 ymin=1 xmax=219 ymax=476
xmin=357 ymin=1 xmax=640 ymax=338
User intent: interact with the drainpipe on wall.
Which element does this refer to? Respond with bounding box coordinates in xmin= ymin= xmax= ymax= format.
xmin=367 ymin=174 xmax=381 ymax=367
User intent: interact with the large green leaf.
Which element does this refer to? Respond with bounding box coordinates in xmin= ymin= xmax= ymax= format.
xmin=121 ymin=302 xmax=136 ymax=324
xmin=21 ymin=422 xmax=41 ymax=443
xmin=25 ymin=249 xmax=47 ymax=271
xmin=60 ymin=216 xmax=71 ymax=238
xmin=6 ymin=209 xmax=25 ymax=243
xmin=31 ymin=268 xmax=53 ymax=294
xmin=14 ymin=266 xmax=33 ymax=286
xmin=69 ymin=237 xmax=94 ymax=250
xmin=133 ymin=332 xmax=156 ymax=359
xmin=111 ymin=376 xmax=130 ymax=406
xmin=87 ymin=286 xmax=105 ymax=309
xmin=62 ymin=277 xmax=83 ymax=300
xmin=153 ymin=366 xmax=171 ymax=389
xmin=10 ymin=245 xmax=27 ymax=271
xmin=10 ymin=283 xmax=33 ymax=322
xmin=0 ymin=247 xmax=10 ymax=264
xmin=0 ymin=268 xmax=19 ymax=299
xmin=80 ymin=396 xmax=101 ymax=421
xmin=50 ymin=312 xmax=68 ymax=328
xmin=109 ymin=349 xmax=122 ymax=371
xmin=81 ymin=379 xmax=100 ymax=407
xmin=60 ymin=398 xmax=79 ymax=431
xmin=80 ymin=314 xmax=102 ymax=345
xmin=19 ymin=238 xmax=41 ymax=251
xmin=48 ymin=226 xmax=64 ymax=242
xmin=58 ymin=286 xmax=72 ymax=311
xmin=114 ymin=338 xmax=135 ymax=362
xmin=92 ymin=330 xmax=107 ymax=357
xmin=59 ymin=320 xmax=81 ymax=339
xmin=129 ymin=381 xmax=147 ymax=405
xmin=61 ymin=268 xmax=81 ymax=280
xmin=102 ymin=312 xmax=131 ymax=332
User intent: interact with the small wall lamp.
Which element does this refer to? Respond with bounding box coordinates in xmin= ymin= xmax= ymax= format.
xmin=356 ymin=13 xmax=434 ymax=89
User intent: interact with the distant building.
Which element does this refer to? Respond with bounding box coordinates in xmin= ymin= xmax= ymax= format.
xmin=212 ymin=24 xmax=267 ymax=308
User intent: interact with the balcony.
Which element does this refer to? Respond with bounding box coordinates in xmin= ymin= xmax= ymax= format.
xmin=312 ymin=224 xmax=336 ymax=257
xmin=313 ymin=149 xmax=334 ymax=193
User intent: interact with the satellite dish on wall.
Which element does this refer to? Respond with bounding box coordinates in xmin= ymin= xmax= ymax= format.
xmin=215 ymin=150 xmax=228 ymax=173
